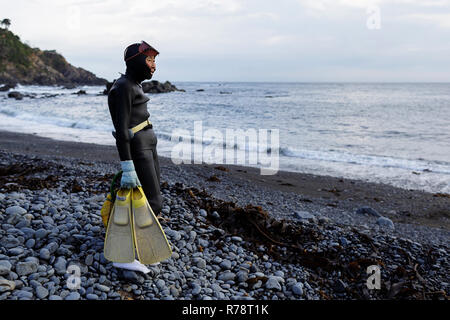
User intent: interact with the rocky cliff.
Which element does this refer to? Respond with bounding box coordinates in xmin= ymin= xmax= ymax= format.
xmin=0 ymin=28 xmax=107 ymax=86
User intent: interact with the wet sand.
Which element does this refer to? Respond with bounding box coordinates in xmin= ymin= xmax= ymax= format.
xmin=0 ymin=130 xmax=448 ymax=232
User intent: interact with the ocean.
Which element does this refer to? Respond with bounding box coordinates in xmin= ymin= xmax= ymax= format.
xmin=0 ymin=82 xmax=449 ymax=194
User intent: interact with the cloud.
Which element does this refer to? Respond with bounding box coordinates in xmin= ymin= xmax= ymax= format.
xmin=298 ymin=0 xmax=450 ymax=10
xmin=1 ymin=0 xmax=449 ymax=81
xmin=403 ymin=13 xmax=450 ymax=28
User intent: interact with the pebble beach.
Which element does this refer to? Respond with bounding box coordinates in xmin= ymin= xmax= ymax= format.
xmin=0 ymin=131 xmax=448 ymax=300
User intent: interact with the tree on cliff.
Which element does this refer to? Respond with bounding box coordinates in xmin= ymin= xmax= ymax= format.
xmin=1 ymin=19 xmax=11 ymax=30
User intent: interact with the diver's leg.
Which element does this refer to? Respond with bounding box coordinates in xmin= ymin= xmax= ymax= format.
xmin=153 ymin=147 xmax=161 ymax=185
xmin=133 ymin=148 xmax=163 ymax=215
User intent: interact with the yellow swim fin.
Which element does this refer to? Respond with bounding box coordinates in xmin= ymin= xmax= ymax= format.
xmin=104 ymin=188 xmax=135 ymax=263
xmin=132 ymin=187 xmax=172 ymax=265
xmin=100 ymin=193 xmax=113 ymax=227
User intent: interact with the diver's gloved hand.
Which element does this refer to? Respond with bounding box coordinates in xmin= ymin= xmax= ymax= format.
xmin=120 ymin=160 xmax=141 ymax=188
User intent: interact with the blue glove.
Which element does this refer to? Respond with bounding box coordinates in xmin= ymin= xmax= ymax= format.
xmin=120 ymin=160 xmax=141 ymax=188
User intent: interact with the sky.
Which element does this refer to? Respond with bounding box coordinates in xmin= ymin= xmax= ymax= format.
xmin=1 ymin=0 xmax=450 ymax=82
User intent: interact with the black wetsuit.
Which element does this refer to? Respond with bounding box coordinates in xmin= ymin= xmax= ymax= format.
xmin=108 ymin=56 xmax=163 ymax=214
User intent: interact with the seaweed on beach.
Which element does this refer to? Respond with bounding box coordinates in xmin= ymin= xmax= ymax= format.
xmin=0 ymin=161 xmax=55 ymax=191
xmin=171 ymin=182 xmax=448 ymax=300
xmin=176 ymin=184 xmax=346 ymax=273
xmin=0 ymin=153 xmax=113 ymax=194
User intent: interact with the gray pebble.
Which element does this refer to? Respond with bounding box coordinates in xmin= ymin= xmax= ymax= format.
xmin=65 ymin=292 xmax=81 ymax=300
xmin=0 ymin=261 xmax=12 ymax=273
xmin=166 ymin=229 xmax=182 ymax=241
xmin=34 ymin=229 xmax=48 ymax=239
xmin=48 ymin=207 xmax=58 ymax=215
xmin=218 ymin=272 xmax=235 ymax=281
xmin=54 ymin=257 xmax=67 ymax=275
xmin=122 ymin=271 xmax=139 ymax=282
xmin=35 ymin=286 xmax=49 ymax=299
xmin=356 ymin=206 xmax=381 ymax=217
xmin=85 ymin=255 xmax=94 ymax=266
xmin=8 ymin=247 xmax=24 ymax=256
xmin=198 ymin=239 xmax=209 ymax=248
xmin=265 ymin=276 xmax=282 ymax=291
xmin=96 ymin=284 xmax=110 ymax=293
xmin=294 ymin=211 xmax=315 ymax=220
xmin=6 ymin=206 xmax=27 ymax=215
xmin=231 ymin=236 xmax=243 ymax=242
xmin=192 ymin=284 xmax=201 ymax=295
xmin=156 ymin=279 xmax=166 ymax=290
xmin=16 ymin=261 xmax=38 ymax=276
xmin=219 ymin=259 xmax=232 ymax=270
xmin=15 ymin=290 xmax=33 ymax=299
xmin=274 ymin=270 xmax=284 ymax=277
xmin=46 ymin=242 xmax=58 ymax=254
xmin=25 ymin=239 xmax=36 ymax=249
xmin=0 ymin=279 xmax=15 ymax=291
xmin=39 ymin=248 xmax=51 ymax=260
xmin=196 ymin=258 xmax=207 ymax=269
xmin=236 ymin=271 xmax=249 ymax=283
xmin=376 ymin=217 xmax=395 ymax=229
xmin=86 ymin=293 xmax=99 ymax=300
xmin=211 ymin=211 xmax=220 ymax=219
xmin=42 ymin=216 xmax=54 ymax=224
xmin=292 ymin=283 xmax=304 ymax=296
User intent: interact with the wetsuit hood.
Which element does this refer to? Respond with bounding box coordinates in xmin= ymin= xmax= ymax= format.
xmin=124 ymin=43 xmax=154 ymax=83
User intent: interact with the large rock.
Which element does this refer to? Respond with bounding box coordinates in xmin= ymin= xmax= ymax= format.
xmin=7 ymin=91 xmax=23 ymax=100
xmin=142 ymin=80 xmax=183 ymax=93
xmin=0 ymin=83 xmax=16 ymax=91
xmin=103 ymin=80 xmax=184 ymax=95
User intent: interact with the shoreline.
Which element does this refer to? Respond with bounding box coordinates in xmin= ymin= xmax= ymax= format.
xmin=0 ymin=130 xmax=448 ymax=300
xmin=0 ymin=130 xmax=449 ymax=235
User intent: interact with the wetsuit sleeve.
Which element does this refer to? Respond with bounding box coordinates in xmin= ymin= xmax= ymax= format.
xmin=109 ymin=84 xmax=133 ymax=161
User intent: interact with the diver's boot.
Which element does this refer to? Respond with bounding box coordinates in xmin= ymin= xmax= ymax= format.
xmin=112 ymin=260 xmax=151 ymax=274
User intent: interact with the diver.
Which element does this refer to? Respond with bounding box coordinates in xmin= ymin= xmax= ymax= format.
xmin=107 ymin=41 xmax=165 ymax=273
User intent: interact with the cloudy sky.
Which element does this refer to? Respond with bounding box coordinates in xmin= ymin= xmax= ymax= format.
xmin=2 ymin=0 xmax=450 ymax=82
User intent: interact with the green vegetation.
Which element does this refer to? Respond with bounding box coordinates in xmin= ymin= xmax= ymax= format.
xmin=1 ymin=18 xmax=11 ymax=30
xmin=0 ymin=28 xmax=33 ymax=68
xmin=40 ymin=50 xmax=68 ymax=73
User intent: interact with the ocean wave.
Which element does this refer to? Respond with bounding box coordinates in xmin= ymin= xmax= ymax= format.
xmin=279 ymin=146 xmax=450 ymax=174
xmin=156 ymin=129 xmax=277 ymax=153
xmin=0 ymin=106 xmax=111 ymax=132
